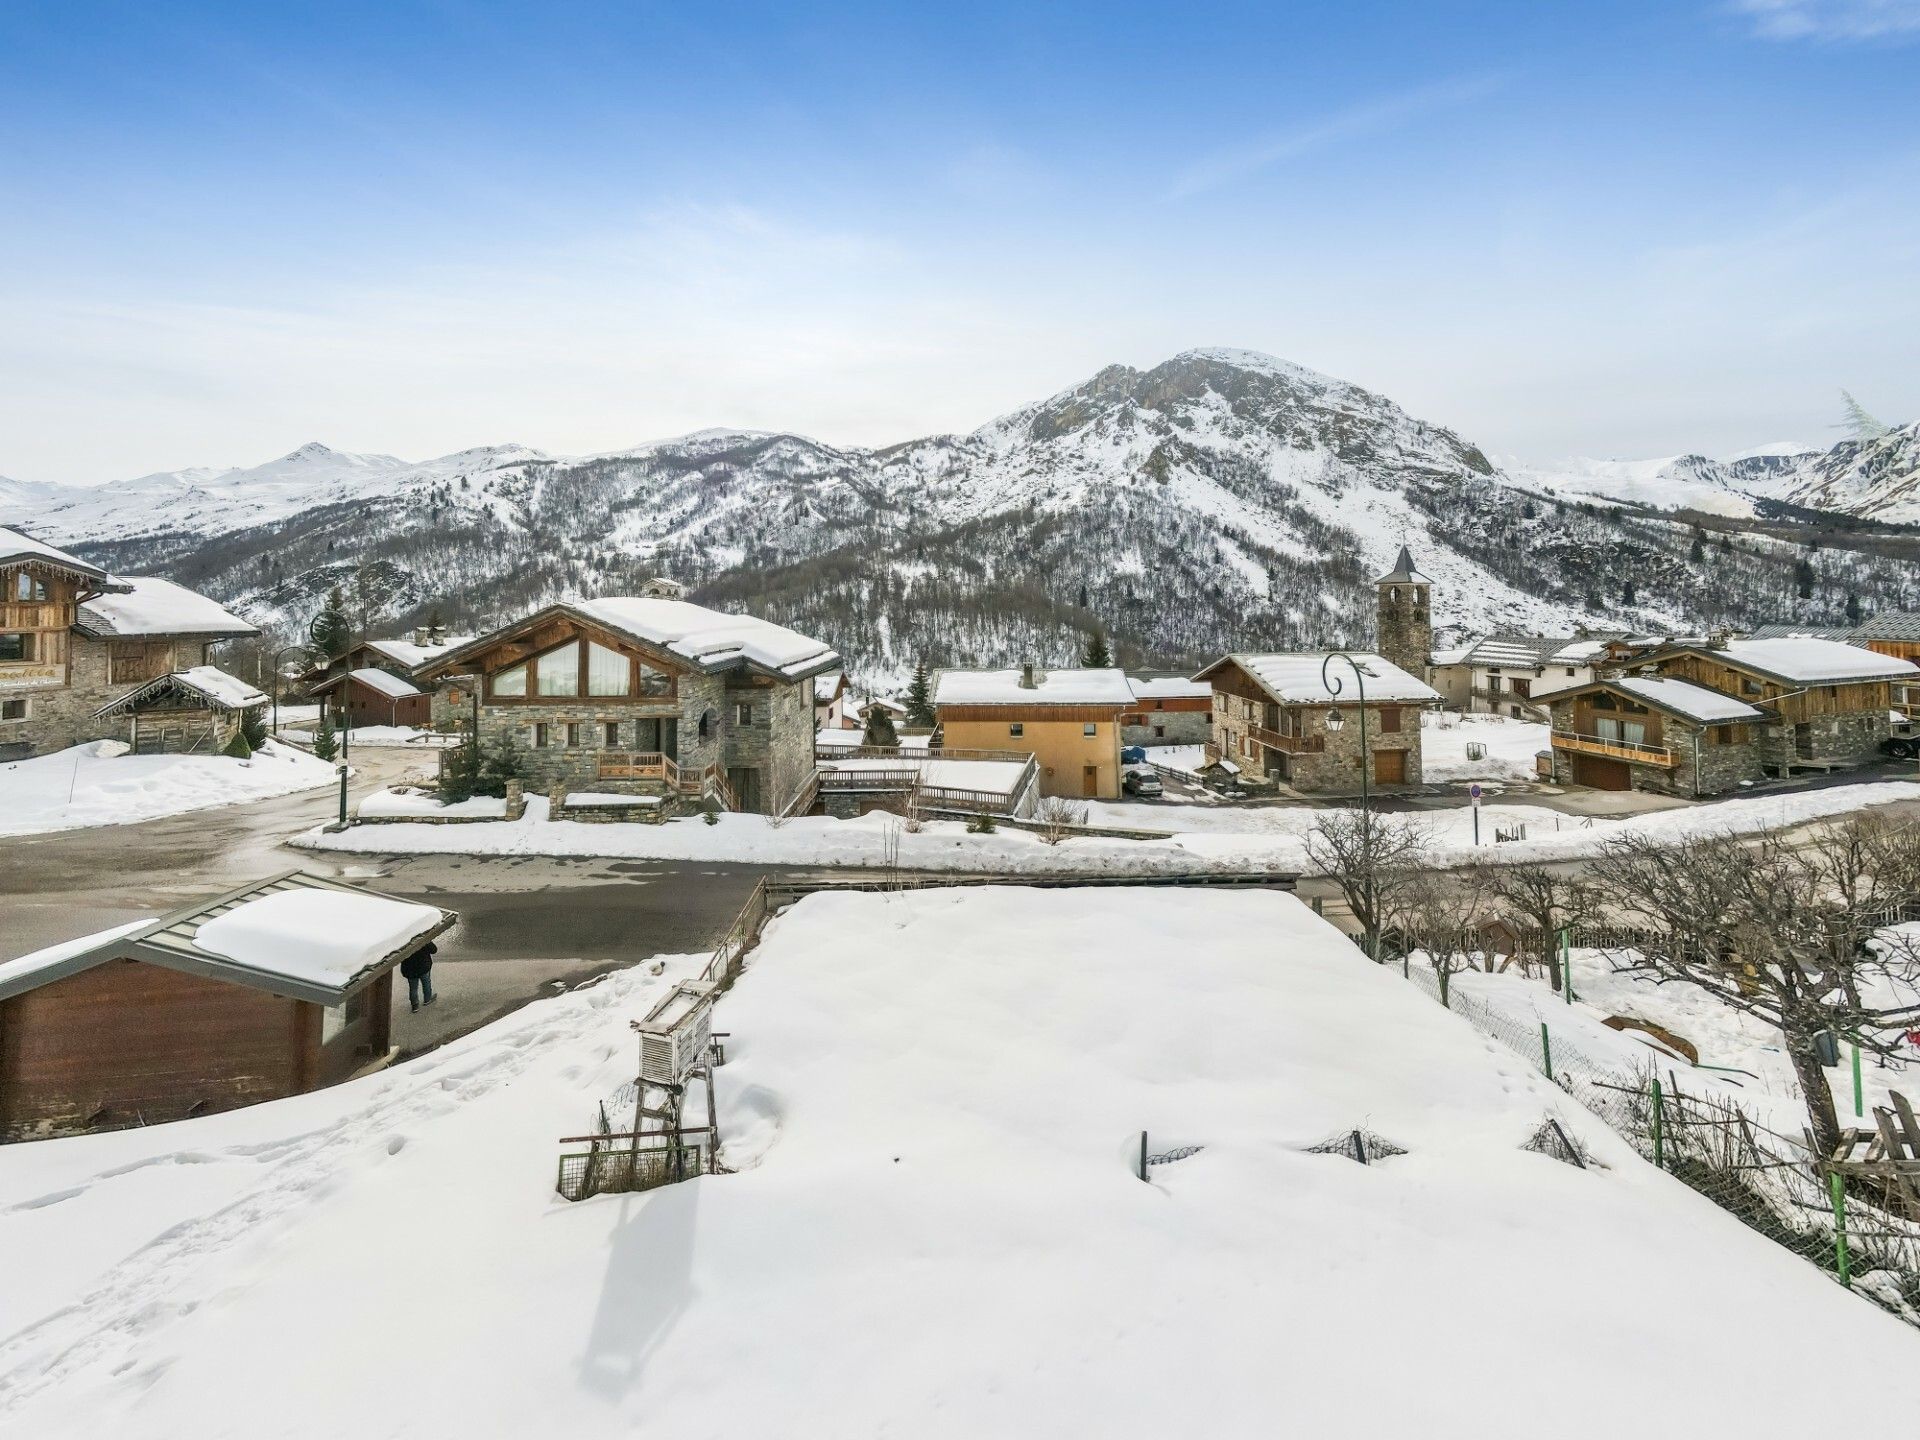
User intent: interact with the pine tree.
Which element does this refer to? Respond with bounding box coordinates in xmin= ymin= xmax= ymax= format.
xmin=1083 ymin=631 xmax=1113 ymax=668
xmin=240 ymin=705 xmax=268 ymax=752
xmin=1620 ymin=579 xmax=1638 ymax=606
xmin=477 ymin=731 xmax=527 ymax=797
xmin=311 ymin=718 xmax=338 ymax=761
xmin=864 ymin=705 xmax=900 ymax=748
xmin=1845 ymin=591 xmax=1863 ymax=626
xmin=1794 ymin=557 xmax=1816 ymax=600
xmin=223 ymin=728 xmax=253 ymax=760
xmin=1689 ymin=529 xmax=1706 ymax=563
xmin=904 ymin=661 xmax=936 ymax=727
xmin=310 ymin=586 xmax=353 ymax=658
xmin=439 ymin=738 xmax=479 ymax=803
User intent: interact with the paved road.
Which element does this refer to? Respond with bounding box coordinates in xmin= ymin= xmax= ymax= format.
xmin=0 ymin=751 xmax=781 ymax=1056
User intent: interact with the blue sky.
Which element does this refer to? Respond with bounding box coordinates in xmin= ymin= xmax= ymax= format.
xmin=2 ymin=0 xmax=1916 ymax=482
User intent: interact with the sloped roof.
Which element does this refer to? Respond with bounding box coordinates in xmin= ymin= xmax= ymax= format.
xmin=75 ymin=576 xmax=256 ymax=639
xmin=1663 ymin=637 xmax=1919 ymax=685
xmin=935 ymin=667 xmax=1135 ymax=707
xmin=0 ymin=525 xmax=113 ymax=584
xmin=1609 ymin=676 xmax=1766 ymax=724
xmin=422 ymin=599 xmax=839 ymax=683
xmin=1445 ymin=634 xmax=1609 ymax=670
xmin=1848 ymin=612 xmax=1920 ymax=643
xmin=91 ymin=665 xmax=268 ymax=718
xmin=1129 ymin=675 xmax=1212 ymax=700
xmin=1195 ymin=652 xmax=1441 ymax=705
xmin=0 ymin=871 xmax=454 ymax=1006
xmin=1376 ymin=545 xmax=1429 ymax=585
xmin=1747 ymin=624 xmax=1853 ymax=642
xmin=364 ymin=635 xmax=476 ymax=671
xmin=323 ymin=666 xmax=423 ymax=699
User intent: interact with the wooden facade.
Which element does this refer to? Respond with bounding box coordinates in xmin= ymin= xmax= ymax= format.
xmin=937 ymin=702 xmax=1127 ymax=799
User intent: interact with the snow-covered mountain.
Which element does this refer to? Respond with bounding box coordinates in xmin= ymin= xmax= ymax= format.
xmin=8 ymin=351 xmax=1918 ymax=676
xmin=1509 ymin=424 xmax=1920 ymax=526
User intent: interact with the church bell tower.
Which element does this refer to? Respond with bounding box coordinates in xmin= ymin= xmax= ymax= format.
xmin=1375 ymin=545 xmax=1432 ymax=677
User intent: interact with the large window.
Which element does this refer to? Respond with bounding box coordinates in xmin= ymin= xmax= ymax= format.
xmin=491 ymin=662 xmax=527 ymax=697
xmin=14 ymin=573 xmax=45 ymax=602
xmin=587 ymin=642 xmax=629 ymax=696
xmin=0 ymin=632 xmax=34 ymax=663
xmin=536 ymin=643 xmax=580 ymax=696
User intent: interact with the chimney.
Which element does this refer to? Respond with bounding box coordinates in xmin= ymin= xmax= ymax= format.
xmin=1708 ymin=626 xmax=1733 ymax=650
xmin=413 ymin=626 xmax=428 ymax=646
xmin=1019 ymin=661 xmax=1038 ymax=690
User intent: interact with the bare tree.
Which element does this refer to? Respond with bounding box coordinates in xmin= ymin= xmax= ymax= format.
xmin=1590 ymin=816 xmax=1920 ymax=1156
xmin=1034 ymin=795 xmax=1088 ymax=846
xmin=1303 ymin=807 xmax=1432 ymax=961
xmin=1396 ymin=864 xmax=1496 ymax=1005
xmin=1486 ymin=863 xmax=1600 ymax=993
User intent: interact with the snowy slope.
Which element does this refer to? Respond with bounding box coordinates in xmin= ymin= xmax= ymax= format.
xmin=1 ymin=885 xmax=1915 ymax=1439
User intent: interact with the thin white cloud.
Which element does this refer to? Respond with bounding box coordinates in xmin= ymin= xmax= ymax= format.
xmin=1732 ymin=0 xmax=1920 ymax=41
xmin=1167 ymin=74 xmax=1504 ymax=199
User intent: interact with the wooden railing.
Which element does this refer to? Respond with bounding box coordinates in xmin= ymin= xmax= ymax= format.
xmin=595 ymin=752 xmax=737 ymax=810
xmin=1251 ymin=724 xmax=1325 ymax=755
xmin=814 ymin=743 xmax=1032 ymax=764
xmin=1550 ymin=731 xmax=1675 ymax=766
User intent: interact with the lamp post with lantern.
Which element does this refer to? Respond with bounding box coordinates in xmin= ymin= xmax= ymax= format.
xmin=1320 ymin=651 xmax=1379 ymax=961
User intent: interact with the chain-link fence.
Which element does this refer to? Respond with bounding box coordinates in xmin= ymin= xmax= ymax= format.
xmin=1397 ymin=955 xmax=1920 ymax=1325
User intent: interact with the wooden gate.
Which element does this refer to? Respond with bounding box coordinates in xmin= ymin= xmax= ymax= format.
xmin=1573 ymin=753 xmax=1631 ymax=791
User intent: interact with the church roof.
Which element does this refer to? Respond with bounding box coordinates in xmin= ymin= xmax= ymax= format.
xmin=1377 ymin=545 xmax=1429 ymax=585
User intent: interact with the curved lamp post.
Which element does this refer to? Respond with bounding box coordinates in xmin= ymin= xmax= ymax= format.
xmin=1320 ymin=651 xmax=1378 ymax=962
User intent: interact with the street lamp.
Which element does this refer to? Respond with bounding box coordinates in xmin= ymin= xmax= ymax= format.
xmin=1321 ymin=651 xmax=1379 ymax=962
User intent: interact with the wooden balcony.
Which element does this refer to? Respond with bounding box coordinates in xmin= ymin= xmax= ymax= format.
xmin=1550 ymin=731 xmax=1674 ymax=767
xmin=1251 ymin=724 xmax=1324 ymax=755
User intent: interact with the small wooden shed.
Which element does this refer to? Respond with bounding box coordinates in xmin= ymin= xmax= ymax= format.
xmin=92 ymin=665 xmax=268 ymax=754
xmin=0 ymin=872 xmax=455 ymax=1142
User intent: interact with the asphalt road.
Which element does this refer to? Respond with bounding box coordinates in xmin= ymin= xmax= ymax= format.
xmin=0 ymin=749 xmax=782 ymax=1056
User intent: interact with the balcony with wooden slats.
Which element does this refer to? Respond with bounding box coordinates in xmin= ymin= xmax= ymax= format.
xmin=1549 ymin=731 xmax=1675 ymax=766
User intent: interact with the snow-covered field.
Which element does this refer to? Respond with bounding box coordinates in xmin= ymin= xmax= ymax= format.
xmin=0 ymin=739 xmax=340 ymax=837
xmin=1 ymin=885 xmax=1911 ymax=1438
xmin=294 ymin=781 xmax=1920 ymax=876
xmin=358 ymin=786 xmax=507 ymax=819
xmin=282 ymin=724 xmax=457 ymax=749
xmin=1421 ymin=712 xmax=1550 ymax=783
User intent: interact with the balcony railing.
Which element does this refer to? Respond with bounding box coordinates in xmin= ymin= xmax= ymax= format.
xmin=1251 ymin=724 xmax=1325 ymax=755
xmin=1550 ymin=731 xmax=1674 ymax=767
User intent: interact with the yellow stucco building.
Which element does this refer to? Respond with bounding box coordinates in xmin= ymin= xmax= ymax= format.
xmin=934 ymin=664 xmax=1132 ymax=799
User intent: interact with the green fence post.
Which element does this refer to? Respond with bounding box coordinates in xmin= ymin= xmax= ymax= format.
xmin=1828 ymin=1171 xmax=1851 ymax=1288
xmin=1851 ymin=1041 xmax=1863 ymax=1120
xmin=1560 ymin=927 xmax=1572 ymax=1004
xmin=1650 ymin=1077 xmax=1665 ymax=1170
xmin=1540 ymin=1022 xmax=1553 ymax=1081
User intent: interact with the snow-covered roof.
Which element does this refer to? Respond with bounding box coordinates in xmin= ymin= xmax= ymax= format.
xmin=1746 ymin=624 xmax=1853 ymax=642
xmin=429 ymin=598 xmax=838 ymax=682
xmin=365 ymin=635 xmax=476 ymax=671
xmin=344 ymin=666 xmax=423 ymax=699
xmin=75 ymin=576 xmax=256 ymax=639
xmin=813 ymin=669 xmax=847 ymax=703
xmin=1548 ymin=639 xmax=1608 ymax=664
xmin=1447 ymin=634 xmax=1609 ymax=670
xmin=0 ymin=871 xmax=453 ymax=1006
xmin=847 ymin=695 xmax=905 ymax=718
xmin=1129 ymin=675 xmax=1212 ymax=700
xmin=1677 ymin=637 xmax=1919 ymax=684
xmin=934 ymin=667 xmax=1135 ymax=708
xmin=0 ymin=524 xmax=110 ymax=582
xmin=92 ymin=665 xmax=268 ymax=718
xmin=1197 ymin=652 xmax=1441 ymax=706
xmin=1607 ymin=676 xmax=1766 ymax=724
xmin=1428 ymin=644 xmax=1473 ymax=667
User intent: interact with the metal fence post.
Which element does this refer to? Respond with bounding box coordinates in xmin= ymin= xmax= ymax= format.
xmin=1650 ymin=1077 xmax=1665 ymax=1170
xmin=1560 ymin=927 xmax=1572 ymax=1004
xmin=1852 ymin=1041 xmax=1864 ymax=1119
xmin=1139 ymin=1131 xmax=1148 ymax=1183
xmin=1828 ymin=1171 xmax=1851 ymax=1288
xmin=1540 ymin=1021 xmax=1553 ymax=1081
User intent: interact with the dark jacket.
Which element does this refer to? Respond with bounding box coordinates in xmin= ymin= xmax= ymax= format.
xmin=400 ymin=943 xmax=436 ymax=980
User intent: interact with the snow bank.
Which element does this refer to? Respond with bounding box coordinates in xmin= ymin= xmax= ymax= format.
xmin=0 ymin=740 xmax=340 ymax=837
xmin=357 ymin=787 xmax=507 ymax=819
xmin=1 ymin=888 xmax=1913 ymax=1439
xmin=1420 ymin=713 xmax=1550 ymax=782
xmin=295 ymin=781 xmax=1920 ymax=875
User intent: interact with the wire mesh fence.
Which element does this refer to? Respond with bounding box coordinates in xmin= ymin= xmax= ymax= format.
xmin=1394 ymin=949 xmax=1920 ymax=1325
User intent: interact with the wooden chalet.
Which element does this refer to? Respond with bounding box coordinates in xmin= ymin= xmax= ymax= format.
xmin=415 ymin=596 xmax=838 ymax=814
xmin=933 ymin=664 xmax=1133 ymax=799
xmin=0 ymin=872 xmax=454 ymax=1142
xmin=93 ymin=665 xmax=267 ymax=755
xmin=1544 ymin=675 xmax=1767 ymax=795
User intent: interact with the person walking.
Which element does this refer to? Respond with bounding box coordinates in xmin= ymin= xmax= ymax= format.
xmin=401 ymin=942 xmax=437 ymax=1012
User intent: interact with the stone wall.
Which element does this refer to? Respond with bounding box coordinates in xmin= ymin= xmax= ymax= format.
xmin=465 ymin=668 xmax=814 ymax=813
xmin=0 ymin=636 xmax=203 ymax=758
xmin=1375 ymin=581 xmax=1432 ymax=678
xmin=1121 ymin=710 xmax=1210 ymax=746
xmin=1211 ymin=689 xmax=1424 ymax=793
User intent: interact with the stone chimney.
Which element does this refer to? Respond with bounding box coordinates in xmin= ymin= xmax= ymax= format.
xmin=1707 ymin=626 xmax=1734 ymax=650
xmin=413 ymin=626 xmax=429 ymax=646
xmin=1019 ymin=661 xmax=1039 ymax=689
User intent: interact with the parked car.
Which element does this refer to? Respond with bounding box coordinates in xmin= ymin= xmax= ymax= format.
xmin=1122 ymin=768 xmax=1163 ymax=797
xmin=1883 ymin=725 xmax=1918 ymax=760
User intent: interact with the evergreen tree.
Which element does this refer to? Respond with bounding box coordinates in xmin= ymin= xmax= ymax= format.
xmin=864 ymin=705 xmax=900 ymax=748
xmin=904 ymin=661 xmax=936 ymax=727
xmin=239 ymin=704 xmax=268 ymax=751
xmin=1620 ymin=579 xmax=1638 ymax=606
xmin=310 ymin=586 xmax=353 ymax=658
xmin=1845 ymin=591 xmax=1863 ymax=626
xmin=1689 ymin=529 xmax=1707 ymax=563
xmin=439 ymin=738 xmax=479 ymax=803
xmin=311 ymin=718 xmax=338 ymax=761
xmin=1794 ymin=557 xmax=1816 ymax=600
xmin=222 ymin=727 xmax=253 ymax=759
xmin=1083 ymin=631 xmax=1113 ymax=668
xmin=476 ymin=731 xmax=527 ymax=798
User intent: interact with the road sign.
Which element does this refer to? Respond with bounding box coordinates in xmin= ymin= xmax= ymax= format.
xmin=1468 ymin=783 xmax=1483 ymax=801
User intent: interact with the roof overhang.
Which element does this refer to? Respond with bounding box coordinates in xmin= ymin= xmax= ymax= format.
xmin=1631 ymin=645 xmax=1908 ymax=689
xmin=1541 ymin=678 xmax=1763 ymax=726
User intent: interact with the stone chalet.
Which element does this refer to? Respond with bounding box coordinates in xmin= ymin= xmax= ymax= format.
xmin=1 ymin=527 xmax=257 ymax=761
xmin=1547 ymin=635 xmax=1918 ymax=792
xmin=415 ymin=597 xmax=838 ymax=814
xmin=1196 ymin=652 xmax=1442 ymax=793
xmin=1121 ymin=676 xmax=1213 ymax=746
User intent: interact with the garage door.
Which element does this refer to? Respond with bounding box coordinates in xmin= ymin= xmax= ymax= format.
xmin=1572 ymin=754 xmax=1631 ymax=791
